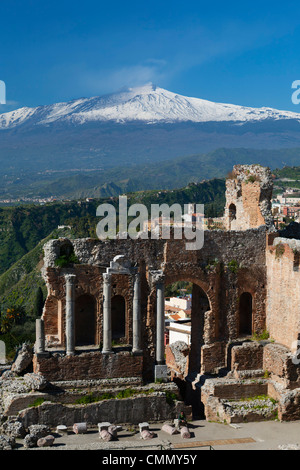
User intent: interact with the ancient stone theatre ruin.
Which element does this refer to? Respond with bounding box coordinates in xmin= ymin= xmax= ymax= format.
xmin=31 ymin=164 xmax=300 ymax=422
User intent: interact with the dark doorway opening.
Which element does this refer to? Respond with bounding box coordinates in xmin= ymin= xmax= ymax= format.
xmin=75 ymin=294 xmax=96 ymax=346
xmin=239 ymin=292 xmax=253 ymax=336
xmin=111 ymin=295 xmax=126 ymax=340
xmin=229 ymin=203 xmax=237 ymax=221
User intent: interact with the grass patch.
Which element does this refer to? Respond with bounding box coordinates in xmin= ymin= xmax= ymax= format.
xmin=251 ymin=330 xmax=270 ymax=341
xmin=227 ymin=259 xmax=239 ymax=273
xmin=55 ymin=252 xmax=79 ymax=268
xmin=228 ymin=395 xmax=278 ymax=405
xmin=275 ymin=243 xmax=285 ymax=259
xmin=165 ymin=391 xmax=178 ymax=406
xmin=75 ymin=388 xmax=157 ymax=405
xmin=28 ymin=398 xmax=46 ymax=408
xmin=75 ymin=392 xmax=114 ymax=404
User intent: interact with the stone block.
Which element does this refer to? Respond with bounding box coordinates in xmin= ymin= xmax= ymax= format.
xmin=155 ymin=364 xmax=168 ymax=382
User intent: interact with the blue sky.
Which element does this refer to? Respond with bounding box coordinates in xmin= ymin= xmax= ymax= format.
xmin=1 ymin=0 xmax=300 ymax=112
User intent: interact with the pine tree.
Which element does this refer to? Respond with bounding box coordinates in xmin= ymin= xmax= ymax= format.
xmin=33 ymin=287 xmax=44 ymax=318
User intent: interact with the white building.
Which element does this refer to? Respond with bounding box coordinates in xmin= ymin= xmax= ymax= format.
xmin=277 ymin=195 xmax=300 ymax=205
xmin=167 ymin=320 xmax=191 ymax=346
xmin=165 ymin=296 xmax=192 ymax=311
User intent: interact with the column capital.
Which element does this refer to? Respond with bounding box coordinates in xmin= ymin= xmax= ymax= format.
xmin=133 ymin=271 xmax=140 ymax=283
xmin=64 ymin=273 xmax=76 ymax=284
xmin=103 ymin=272 xmax=112 ymax=283
xmin=150 ymin=270 xmax=165 ymax=286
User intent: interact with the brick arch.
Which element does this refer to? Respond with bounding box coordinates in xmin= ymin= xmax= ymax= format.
xmin=164 ymin=273 xmax=212 ymax=311
xmin=163 ymin=269 xmax=218 ymax=375
xmin=163 ymin=268 xmax=218 ymax=338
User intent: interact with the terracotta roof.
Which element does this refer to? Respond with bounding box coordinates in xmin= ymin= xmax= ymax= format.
xmin=169 ymin=314 xmax=182 ymax=321
xmin=165 ymin=305 xmax=182 ymax=312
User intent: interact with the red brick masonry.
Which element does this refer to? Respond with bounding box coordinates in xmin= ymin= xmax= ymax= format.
xmin=34 ymin=351 xmax=143 ymax=381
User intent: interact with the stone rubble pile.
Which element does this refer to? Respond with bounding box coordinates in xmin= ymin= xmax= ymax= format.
xmin=23 ymin=372 xmax=48 ymax=391
xmin=1 ymin=418 xmax=26 ymax=439
xmin=0 ymin=434 xmax=16 ymax=450
xmin=23 ymin=424 xmax=52 ymax=449
xmin=222 ymin=397 xmax=278 ymax=420
xmin=11 ymin=344 xmax=33 ymax=375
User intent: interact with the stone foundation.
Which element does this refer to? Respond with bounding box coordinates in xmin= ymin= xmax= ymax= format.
xmin=33 ymin=350 xmax=143 ymax=382
xmin=18 ymin=394 xmax=186 ymax=428
xmin=230 ymin=341 xmax=264 ymax=374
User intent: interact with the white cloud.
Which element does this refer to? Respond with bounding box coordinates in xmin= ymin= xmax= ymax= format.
xmin=80 ymin=60 xmax=169 ymax=95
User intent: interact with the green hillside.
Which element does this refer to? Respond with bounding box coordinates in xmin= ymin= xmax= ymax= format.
xmin=0 ymin=178 xmax=226 ymax=276
xmin=1 ymin=147 xmax=300 ymax=201
xmin=272 ymin=165 xmax=300 ymax=195
xmin=0 ymin=176 xmax=226 ymax=357
xmin=0 ymin=227 xmax=73 ymax=357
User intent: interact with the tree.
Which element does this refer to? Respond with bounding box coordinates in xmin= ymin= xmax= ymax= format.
xmin=33 ymin=287 xmax=44 ymax=318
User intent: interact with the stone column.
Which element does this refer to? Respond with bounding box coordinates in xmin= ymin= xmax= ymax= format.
xmin=151 ymin=270 xmax=168 ymax=382
xmin=65 ymin=274 xmax=76 ymax=356
xmin=102 ymin=273 xmax=113 ymax=354
xmin=156 ymin=274 xmax=165 ymax=365
xmin=35 ymin=319 xmax=45 ymax=354
xmin=132 ymin=272 xmax=142 ymax=354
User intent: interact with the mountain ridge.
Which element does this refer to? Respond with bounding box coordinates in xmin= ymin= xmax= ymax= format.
xmin=1 ymin=84 xmax=300 ymax=129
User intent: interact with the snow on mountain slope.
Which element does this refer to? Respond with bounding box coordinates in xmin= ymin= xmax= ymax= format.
xmin=1 ymin=83 xmax=300 ymax=129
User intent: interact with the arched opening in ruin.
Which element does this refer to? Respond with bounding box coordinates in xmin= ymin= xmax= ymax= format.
xmin=111 ymin=295 xmax=126 ymax=340
xmin=229 ymin=203 xmax=237 ymax=221
xmin=164 ymin=278 xmax=211 ymax=419
xmin=239 ymin=292 xmax=253 ymax=336
xmin=75 ymin=294 xmax=96 ymax=346
xmin=165 ymin=279 xmax=210 ymax=376
xmin=59 ymin=240 xmax=74 ymax=258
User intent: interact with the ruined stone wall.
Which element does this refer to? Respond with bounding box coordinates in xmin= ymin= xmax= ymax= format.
xmin=42 ymin=266 xmax=133 ymax=348
xmin=224 ymin=164 xmax=273 ymax=231
xmin=231 ymin=342 xmax=264 ymax=372
xmin=34 ymin=351 xmax=143 ymax=382
xmin=39 ymin=226 xmax=267 ymax=380
xmin=19 ymin=394 xmax=182 ymax=427
xmin=266 ymin=237 xmax=300 ymax=351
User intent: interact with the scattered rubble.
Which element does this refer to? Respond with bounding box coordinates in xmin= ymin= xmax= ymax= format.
xmin=11 ymin=344 xmax=33 ymax=375
xmin=180 ymin=426 xmax=191 ymax=439
xmin=162 ymin=423 xmax=179 ymax=435
xmin=0 ymin=434 xmax=16 ymax=450
xmin=23 ymin=424 xmax=52 ymax=449
xmin=0 ymin=418 xmax=26 ymax=439
xmin=73 ymin=422 xmax=87 ymax=434
xmin=23 ymin=373 xmax=48 ymax=391
xmin=37 ymin=435 xmax=55 ymax=447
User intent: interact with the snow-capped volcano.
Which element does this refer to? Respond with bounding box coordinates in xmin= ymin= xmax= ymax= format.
xmin=1 ymin=83 xmax=300 ymax=129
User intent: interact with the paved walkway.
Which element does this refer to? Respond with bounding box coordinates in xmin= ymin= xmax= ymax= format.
xmin=17 ymin=419 xmax=300 ymax=450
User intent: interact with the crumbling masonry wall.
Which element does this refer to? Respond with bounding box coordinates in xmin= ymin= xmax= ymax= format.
xmin=224 ymin=165 xmax=273 ymax=231
xmin=38 ymin=227 xmax=268 ymax=382
xmin=266 ymin=235 xmax=300 ymax=352
xmin=35 ymin=164 xmax=274 ymax=384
